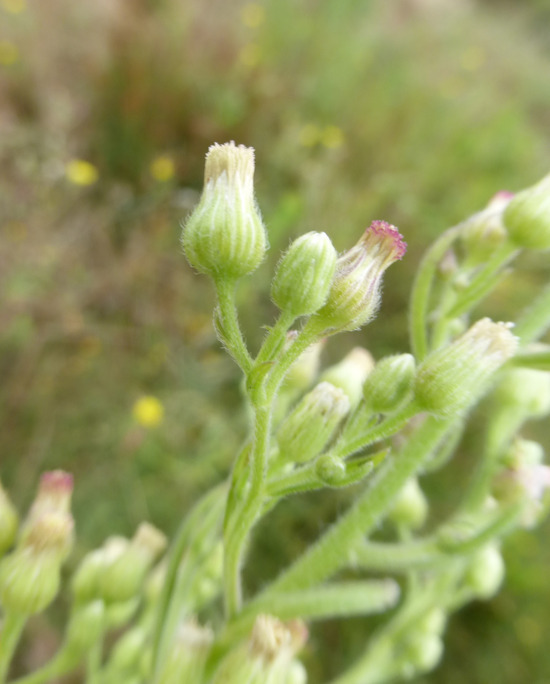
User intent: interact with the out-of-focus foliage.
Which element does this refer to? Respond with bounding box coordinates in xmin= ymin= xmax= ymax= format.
xmin=0 ymin=0 xmax=549 ymax=680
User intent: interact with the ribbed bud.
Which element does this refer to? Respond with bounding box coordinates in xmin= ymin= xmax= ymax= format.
xmin=156 ymin=619 xmax=214 ymax=684
xmin=182 ymin=142 xmax=267 ymax=279
xmin=320 ymin=347 xmax=375 ymax=408
xmin=21 ymin=511 xmax=74 ymax=561
xmin=414 ymin=318 xmax=518 ymax=417
xmin=211 ymin=615 xmax=307 ymax=684
xmin=277 ymin=382 xmax=350 ymax=464
xmin=271 ymin=232 xmax=337 ymax=317
xmin=22 ymin=470 xmax=73 ymax=537
xmin=312 ymin=221 xmax=406 ymax=333
xmin=363 ymin=353 xmax=415 ymax=414
xmin=460 ymin=191 xmax=512 ymax=264
xmin=0 ymin=479 xmax=18 ymax=556
xmin=387 ymin=478 xmax=428 ymax=530
xmin=503 ymin=174 xmax=550 ymax=250
xmin=493 ymin=368 xmax=550 ymax=419
xmin=464 ymin=544 xmax=504 ymax=599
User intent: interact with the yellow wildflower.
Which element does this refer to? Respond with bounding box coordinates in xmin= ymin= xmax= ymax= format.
xmin=133 ymin=396 xmax=165 ymax=428
xmin=150 ymin=155 xmax=175 ymax=182
xmin=0 ymin=41 xmax=18 ymax=66
xmin=66 ymin=159 xmax=99 ymax=186
xmin=241 ymin=3 xmax=265 ymax=28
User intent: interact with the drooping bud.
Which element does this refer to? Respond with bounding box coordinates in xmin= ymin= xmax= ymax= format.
xmin=211 ymin=615 xmax=307 ymax=684
xmin=182 ymin=142 xmax=267 ymax=279
xmin=0 ymin=479 xmax=18 ymax=556
xmin=276 ymin=382 xmax=350 ymax=464
xmin=271 ymin=232 xmax=337 ymax=317
xmin=463 ymin=544 xmax=505 ymax=599
xmin=460 ymin=192 xmax=512 ymax=264
xmin=503 ymin=174 xmax=550 ymax=250
xmin=414 ymin=318 xmax=518 ymax=417
xmin=320 ymin=347 xmax=375 ymax=408
xmin=156 ymin=619 xmax=214 ymax=684
xmin=312 ymin=221 xmax=406 ymax=334
xmin=387 ymin=478 xmax=428 ymax=530
xmin=363 ymin=353 xmax=415 ymax=414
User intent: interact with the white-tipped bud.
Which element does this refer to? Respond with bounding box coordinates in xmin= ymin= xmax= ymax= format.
xmin=272 ymin=232 xmax=337 ymax=317
xmin=320 ymin=347 xmax=375 ymax=408
xmin=155 ymin=618 xmax=214 ymax=684
xmin=503 ymin=174 xmax=550 ymax=250
xmin=414 ymin=319 xmax=518 ymax=417
xmin=182 ymin=142 xmax=267 ymax=279
xmin=312 ymin=221 xmax=406 ymax=334
xmin=277 ymin=382 xmax=350 ymax=464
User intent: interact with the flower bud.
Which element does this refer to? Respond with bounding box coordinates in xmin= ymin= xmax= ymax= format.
xmin=503 ymin=174 xmax=550 ymax=250
xmin=404 ymin=633 xmax=443 ymax=674
xmin=22 ymin=470 xmax=73 ymax=535
xmin=315 ymin=454 xmax=347 ymax=485
xmin=182 ymin=142 xmax=267 ymax=279
xmin=65 ymin=601 xmax=106 ymax=658
xmin=363 ymin=353 xmax=415 ymax=413
xmin=387 ymin=478 xmax=428 ymax=530
xmin=320 ymin=347 xmax=374 ymax=408
xmin=460 ymin=192 xmax=512 ymax=264
xmin=277 ymin=382 xmax=350 ymax=464
xmin=312 ymin=221 xmax=406 ymax=333
xmin=107 ymin=626 xmax=148 ymax=675
xmin=0 ymin=479 xmax=18 ymax=556
xmin=414 ymin=318 xmax=518 ymax=417
xmin=464 ymin=544 xmax=504 ymax=599
xmin=271 ymin=232 xmax=337 ymax=317
xmin=156 ymin=619 xmax=214 ymax=684
xmin=72 ymin=537 xmax=128 ymax=604
xmin=493 ymin=368 xmax=550 ymax=419
xmin=283 ymin=338 xmax=324 ymax=394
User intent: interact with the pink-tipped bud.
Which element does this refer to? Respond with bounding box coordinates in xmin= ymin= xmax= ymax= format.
xmin=313 ymin=221 xmax=406 ymax=333
xmin=27 ymin=470 xmax=74 ymax=521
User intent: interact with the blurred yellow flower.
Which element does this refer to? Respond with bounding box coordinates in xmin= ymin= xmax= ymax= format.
xmin=241 ymin=3 xmax=265 ymax=28
xmin=132 ymin=396 xmax=165 ymax=428
xmin=321 ymin=125 xmax=345 ymax=149
xmin=238 ymin=43 xmax=261 ymax=68
xmin=1 ymin=0 xmax=26 ymax=13
xmin=150 ymin=155 xmax=175 ymax=182
xmin=299 ymin=123 xmax=321 ymax=147
xmin=66 ymin=159 xmax=99 ymax=186
xmin=0 ymin=41 xmax=19 ymax=66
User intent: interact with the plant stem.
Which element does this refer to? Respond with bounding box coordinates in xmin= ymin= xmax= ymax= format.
xmin=214 ymin=278 xmax=253 ymax=373
xmin=254 ymin=310 xmax=295 ymax=367
xmin=514 ymin=281 xmax=550 ymax=344
xmin=0 ymin=612 xmax=26 ymax=684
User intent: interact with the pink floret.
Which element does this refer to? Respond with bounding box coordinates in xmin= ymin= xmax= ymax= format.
xmin=41 ymin=470 xmax=74 ymax=493
xmin=368 ymin=220 xmax=407 ymax=260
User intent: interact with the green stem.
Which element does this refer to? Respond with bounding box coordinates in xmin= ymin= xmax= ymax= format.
xmin=85 ymin=639 xmax=102 ymax=684
xmin=409 ymin=225 xmax=462 ymax=361
xmin=0 ymin=612 xmax=26 ymax=684
xmin=514 ymin=281 xmax=550 ymax=344
xmin=252 ymin=415 xmax=455 ymax=599
xmin=254 ymin=310 xmax=295 ymax=368
xmin=443 ymin=242 xmax=518 ymax=319
xmin=213 ymin=278 xmax=253 ymax=373
xmin=510 ymin=349 xmax=550 ymax=371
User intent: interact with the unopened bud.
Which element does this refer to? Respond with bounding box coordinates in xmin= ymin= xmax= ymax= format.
xmin=72 ymin=537 xmax=128 ymax=604
xmin=405 ymin=633 xmax=443 ymax=674
xmin=271 ymin=232 xmax=337 ymax=317
xmin=414 ymin=318 xmax=518 ymax=417
xmin=0 ymin=480 xmax=18 ymax=555
xmin=107 ymin=626 xmax=148 ymax=675
xmin=156 ymin=618 xmax=214 ymax=684
xmin=493 ymin=368 xmax=550 ymax=419
xmin=363 ymin=353 xmax=415 ymax=413
xmin=464 ymin=544 xmax=504 ymax=599
xmin=387 ymin=478 xmax=428 ymax=530
xmin=321 ymin=347 xmax=374 ymax=407
xmin=460 ymin=192 xmax=512 ymax=264
xmin=312 ymin=221 xmax=406 ymax=333
xmin=503 ymin=174 xmax=550 ymax=250
xmin=21 ymin=511 xmax=74 ymax=561
xmin=65 ymin=601 xmax=105 ymax=657
xmin=283 ymin=338 xmax=324 ymax=394
xmin=23 ymin=470 xmax=73 ymax=536
xmin=277 ymin=382 xmax=350 ymax=464
xmin=315 ymin=454 xmax=347 ymax=485
xmin=182 ymin=142 xmax=267 ymax=279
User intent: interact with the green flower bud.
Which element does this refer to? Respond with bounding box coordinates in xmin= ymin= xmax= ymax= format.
xmin=271 ymin=232 xmax=337 ymax=317
xmin=277 ymin=382 xmax=350 ymax=464
xmin=182 ymin=142 xmax=267 ymax=279
xmin=493 ymin=368 xmax=550 ymax=419
xmin=464 ymin=544 xmax=505 ymax=599
xmin=414 ymin=318 xmax=518 ymax=417
xmin=503 ymin=438 xmax=545 ymax=469
xmin=320 ymin=347 xmax=374 ymax=408
xmin=21 ymin=470 xmax=73 ymax=541
xmin=315 ymin=454 xmax=347 ymax=485
xmin=283 ymin=338 xmax=324 ymax=394
xmin=156 ymin=619 xmax=214 ymax=684
xmin=387 ymin=478 xmax=428 ymax=530
xmin=312 ymin=221 xmax=406 ymax=334
xmin=72 ymin=537 xmax=128 ymax=604
xmin=65 ymin=601 xmax=106 ymax=658
xmin=503 ymin=174 xmax=550 ymax=250
xmin=416 ymin=608 xmax=446 ymax=637
xmin=460 ymin=192 xmax=512 ymax=264
xmin=99 ymin=523 xmax=167 ymax=604
xmin=363 ymin=353 xmax=415 ymax=413
xmin=0 ymin=479 xmax=18 ymax=556
xmin=405 ymin=633 xmax=444 ymax=674
xmin=286 ymin=660 xmax=308 ymax=684
xmin=107 ymin=626 xmax=148 ymax=674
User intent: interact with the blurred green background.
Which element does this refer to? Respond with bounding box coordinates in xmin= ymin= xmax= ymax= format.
xmin=1 ymin=0 xmax=550 ymax=680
